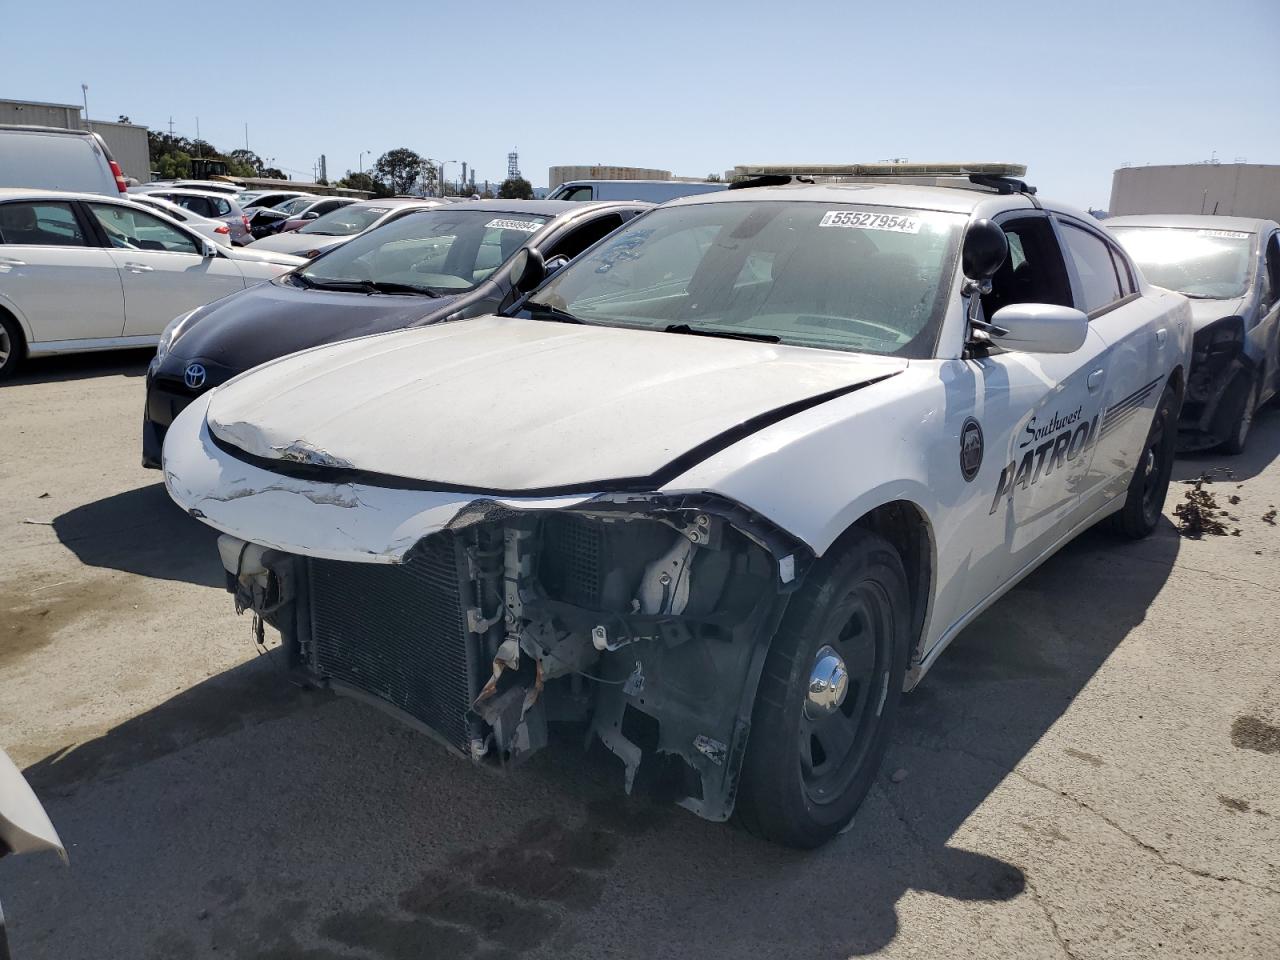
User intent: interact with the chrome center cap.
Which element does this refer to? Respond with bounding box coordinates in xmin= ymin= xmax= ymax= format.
xmin=806 ymin=645 xmax=849 ymax=718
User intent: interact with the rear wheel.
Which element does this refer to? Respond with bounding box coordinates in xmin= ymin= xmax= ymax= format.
xmin=1110 ymin=380 xmax=1178 ymax=539
xmin=735 ymin=527 xmax=910 ymax=848
xmin=0 ymin=312 xmax=25 ymax=381
xmin=1218 ymin=370 xmax=1259 ymax=455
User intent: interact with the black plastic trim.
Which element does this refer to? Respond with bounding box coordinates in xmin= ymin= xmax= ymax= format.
xmin=207 ymin=371 xmax=900 ymax=497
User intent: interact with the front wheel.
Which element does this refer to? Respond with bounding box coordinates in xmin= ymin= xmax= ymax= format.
xmin=1110 ymin=380 xmax=1178 ymax=539
xmin=0 ymin=312 xmax=24 ymax=381
xmin=735 ymin=528 xmax=910 ymax=848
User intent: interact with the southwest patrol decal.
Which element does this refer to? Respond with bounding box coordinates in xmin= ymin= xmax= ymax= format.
xmin=989 ymin=377 xmax=1162 ymax=515
xmin=960 ymin=418 xmax=983 ymax=482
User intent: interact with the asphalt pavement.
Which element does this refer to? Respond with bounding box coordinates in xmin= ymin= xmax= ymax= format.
xmin=2 ymin=350 xmax=1277 ymax=960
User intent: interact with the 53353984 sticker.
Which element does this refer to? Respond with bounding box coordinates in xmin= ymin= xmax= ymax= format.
xmin=819 ymin=211 xmax=921 ymax=234
xmin=485 ymin=218 xmax=542 ymax=233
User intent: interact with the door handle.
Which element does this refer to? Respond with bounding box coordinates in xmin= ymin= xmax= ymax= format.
xmin=0 ymin=257 xmax=26 ymax=267
xmin=123 ymin=262 xmax=154 ymax=273
xmin=1087 ymin=369 xmax=1105 ymax=391
xmin=1156 ymin=328 xmax=1168 ymax=346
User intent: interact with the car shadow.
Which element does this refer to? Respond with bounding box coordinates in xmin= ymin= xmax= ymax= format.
xmin=11 ymin=520 xmax=1181 ymax=960
xmin=3 ymin=348 xmax=153 ymax=386
xmin=1172 ymin=404 xmax=1280 ymax=483
xmin=52 ymin=482 xmax=224 ymax=588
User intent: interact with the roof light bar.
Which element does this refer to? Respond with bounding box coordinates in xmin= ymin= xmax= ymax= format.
xmin=731 ymin=162 xmax=1027 ymax=179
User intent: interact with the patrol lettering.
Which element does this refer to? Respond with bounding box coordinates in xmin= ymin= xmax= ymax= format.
xmin=989 ymin=413 xmax=1099 ymax=515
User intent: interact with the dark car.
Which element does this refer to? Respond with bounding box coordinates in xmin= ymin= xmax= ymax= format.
xmin=143 ymin=199 xmax=648 ymax=466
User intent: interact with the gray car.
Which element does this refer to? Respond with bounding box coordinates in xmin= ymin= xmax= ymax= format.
xmin=130 ymin=187 xmax=252 ymax=245
xmin=246 ymin=198 xmax=446 ymax=257
xmin=1108 ymin=214 xmax=1280 ymax=452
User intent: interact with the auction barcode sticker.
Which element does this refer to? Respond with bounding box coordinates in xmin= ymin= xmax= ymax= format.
xmin=819 ymin=210 xmax=921 ymax=233
xmin=1196 ymin=229 xmax=1250 ymax=240
xmin=486 ymin=218 xmax=542 ymax=232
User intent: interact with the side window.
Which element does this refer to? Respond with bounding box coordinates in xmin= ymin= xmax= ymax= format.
xmin=1059 ymin=222 xmax=1123 ymax=314
xmin=545 ymin=214 xmax=624 ymax=262
xmin=0 ymin=202 xmax=89 ymax=246
xmin=560 ymin=186 xmax=594 ymax=201
xmin=87 ymin=204 xmax=199 ymax=255
xmin=1265 ymin=233 xmax=1280 ymax=308
xmin=981 ymin=217 xmax=1073 ymax=319
xmin=211 ymin=197 xmax=232 ymax=217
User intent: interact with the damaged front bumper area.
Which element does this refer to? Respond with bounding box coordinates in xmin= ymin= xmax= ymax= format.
xmin=164 ymin=398 xmax=810 ymax=821
xmin=1178 ymin=315 xmax=1252 ymax=450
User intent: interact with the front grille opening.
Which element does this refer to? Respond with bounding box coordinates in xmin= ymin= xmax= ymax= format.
xmin=306 ymin=536 xmax=476 ymax=753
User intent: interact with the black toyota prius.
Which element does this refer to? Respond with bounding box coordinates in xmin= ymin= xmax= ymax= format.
xmin=142 ymin=199 xmax=648 ymax=467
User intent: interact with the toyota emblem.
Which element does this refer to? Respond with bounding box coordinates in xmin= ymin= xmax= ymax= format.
xmin=184 ymin=363 xmax=207 ymax=389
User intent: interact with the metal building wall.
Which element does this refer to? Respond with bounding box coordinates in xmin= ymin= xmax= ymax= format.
xmin=86 ymin=120 xmax=152 ymax=183
xmin=1109 ymin=164 xmax=1280 ymax=222
xmin=0 ymin=99 xmax=81 ymax=129
xmin=548 ymin=165 xmax=673 ymax=188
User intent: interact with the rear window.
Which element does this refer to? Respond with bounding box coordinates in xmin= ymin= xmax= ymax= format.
xmin=0 ymin=131 xmax=115 ymax=195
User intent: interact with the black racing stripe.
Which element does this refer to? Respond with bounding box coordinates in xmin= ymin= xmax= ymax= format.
xmin=206 ymin=372 xmax=901 ymax=497
xmin=1102 ymin=381 xmax=1161 ymax=427
xmin=1100 ymin=407 xmax=1142 ymax=436
xmin=1104 ymin=377 xmax=1161 ymax=415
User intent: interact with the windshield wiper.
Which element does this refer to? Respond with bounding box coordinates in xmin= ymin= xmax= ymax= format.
xmin=526 ymin=301 xmax=588 ymax=324
xmin=301 ymin=278 xmax=439 ymax=297
xmin=663 ymin=322 xmax=780 ymax=343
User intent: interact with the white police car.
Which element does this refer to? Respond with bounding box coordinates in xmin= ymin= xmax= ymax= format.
xmin=163 ymin=164 xmax=1192 ymax=847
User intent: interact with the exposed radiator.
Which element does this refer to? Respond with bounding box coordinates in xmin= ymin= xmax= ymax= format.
xmin=306 ymin=537 xmax=476 ymax=754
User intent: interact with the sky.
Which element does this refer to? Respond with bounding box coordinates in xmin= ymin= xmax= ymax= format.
xmin=3 ymin=0 xmax=1278 ymax=208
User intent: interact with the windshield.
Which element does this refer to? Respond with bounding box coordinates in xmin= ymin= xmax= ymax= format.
xmin=1110 ymin=226 xmax=1255 ymax=299
xmin=275 ymin=196 xmax=314 ymax=215
xmin=298 ymin=209 xmax=550 ymax=293
xmin=299 ymin=204 xmax=399 ymax=236
xmin=525 ymin=200 xmax=963 ymax=357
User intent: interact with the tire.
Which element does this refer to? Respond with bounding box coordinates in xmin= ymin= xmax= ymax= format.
xmin=0 ymin=311 xmax=25 ymax=382
xmin=1110 ymin=380 xmax=1178 ymax=539
xmin=1217 ymin=370 xmax=1258 ymax=455
xmin=735 ymin=527 xmax=910 ymax=848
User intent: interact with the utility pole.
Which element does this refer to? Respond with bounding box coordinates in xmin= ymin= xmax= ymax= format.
xmin=168 ymin=116 xmax=175 ymax=136
xmin=195 ymin=117 xmax=201 ymax=156
xmin=245 ymin=123 xmax=249 ymax=151
xmin=319 ymin=154 xmax=327 ymax=183
xmin=80 ymin=84 xmax=91 ymax=131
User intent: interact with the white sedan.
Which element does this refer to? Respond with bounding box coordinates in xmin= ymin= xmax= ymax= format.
xmin=164 ymin=165 xmax=1192 ymax=846
xmin=0 ymin=189 xmax=305 ymax=379
xmin=123 ymin=193 xmax=237 ymax=247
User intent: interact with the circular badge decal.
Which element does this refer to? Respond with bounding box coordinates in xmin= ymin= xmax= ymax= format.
xmin=960 ymin=418 xmax=983 ymax=482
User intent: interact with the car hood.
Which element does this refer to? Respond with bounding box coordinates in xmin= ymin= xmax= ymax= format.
xmin=168 ymin=279 xmax=463 ymax=370
xmin=204 ymin=315 xmax=906 ymax=493
xmin=1187 ymin=296 xmax=1248 ymax=330
xmin=248 ymin=232 xmax=346 ymax=256
xmin=222 ymin=245 xmax=307 ymax=268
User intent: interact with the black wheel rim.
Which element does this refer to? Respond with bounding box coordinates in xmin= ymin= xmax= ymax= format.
xmin=1141 ymin=401 xmax=1174 ymax=525
xmin=798 ymin=582 xmax=893 ymax=806
xmin=0 ymin=326 xmax=10 ymax=368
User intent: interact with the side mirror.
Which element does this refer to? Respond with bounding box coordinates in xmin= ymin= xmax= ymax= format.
xmin=510 ymin=247 xmax=546 ymax=292
xmin=543 ymin=254 xmax=570 ymax=279
xmin=962 ymin=219 xmax=1008 ymax=280
xmin=302 ymin=211 xmax=321 ymax=220
xmin=201 ymin=240 xmax=219 ymax=258
xmin=989 ymin=303 xmax=1088 ymax=354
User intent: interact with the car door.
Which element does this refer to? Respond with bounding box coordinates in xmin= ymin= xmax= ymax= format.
xmin=1255 ymin=229 xmax=1280 ymax=405
xmin=953 ymin=212 xmax=1112 ymax=609
xmin=0 ymin=199 xmax=125 ymax=342
xmin=1055 ymin=215 xmax=1164 ymax=513
xmin=84 ymin=201 xmax=246 ymax=337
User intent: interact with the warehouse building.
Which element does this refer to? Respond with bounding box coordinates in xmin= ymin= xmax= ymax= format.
xmin=1109 ymin=163 xmax=1280 ymax=222
xmin=549 ymin=164 xmax=675 ymax=188
xmin=0 ymin=98 xmax=151 ymax=183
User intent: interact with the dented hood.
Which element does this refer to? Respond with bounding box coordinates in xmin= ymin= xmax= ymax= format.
xmin=204 ymin=315 xmax=905 ymax=492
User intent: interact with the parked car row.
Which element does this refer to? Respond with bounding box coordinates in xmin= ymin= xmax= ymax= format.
xmin=4 ymin=148 xmax=1277 ymax=848
xmin=151 ymin=163 xmax=1237 ymax=848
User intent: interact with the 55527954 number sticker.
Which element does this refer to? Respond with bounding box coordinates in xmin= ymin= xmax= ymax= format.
xmin=819 ymin=211 xmax=921 ymax=233
xmin=485 ymin=218 xmax=542 ymax=233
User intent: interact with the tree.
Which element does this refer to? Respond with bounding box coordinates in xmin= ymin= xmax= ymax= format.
xmin=226 ymin=149 xmax=263 ymax=177
xmin=373 ymin=147 xmax=425 ymax=195
xmin=498 ymin=177 xmax=533 ymax=200
xmin=706 ymin=173 xmax=722 ymax=182
xmin=260 ymin=166 xmax=286 ymax=180
xmin=156 ymin=151 xmax=192 ymax=179
xmin=336 ymin=171 xmax=391 ymax=197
